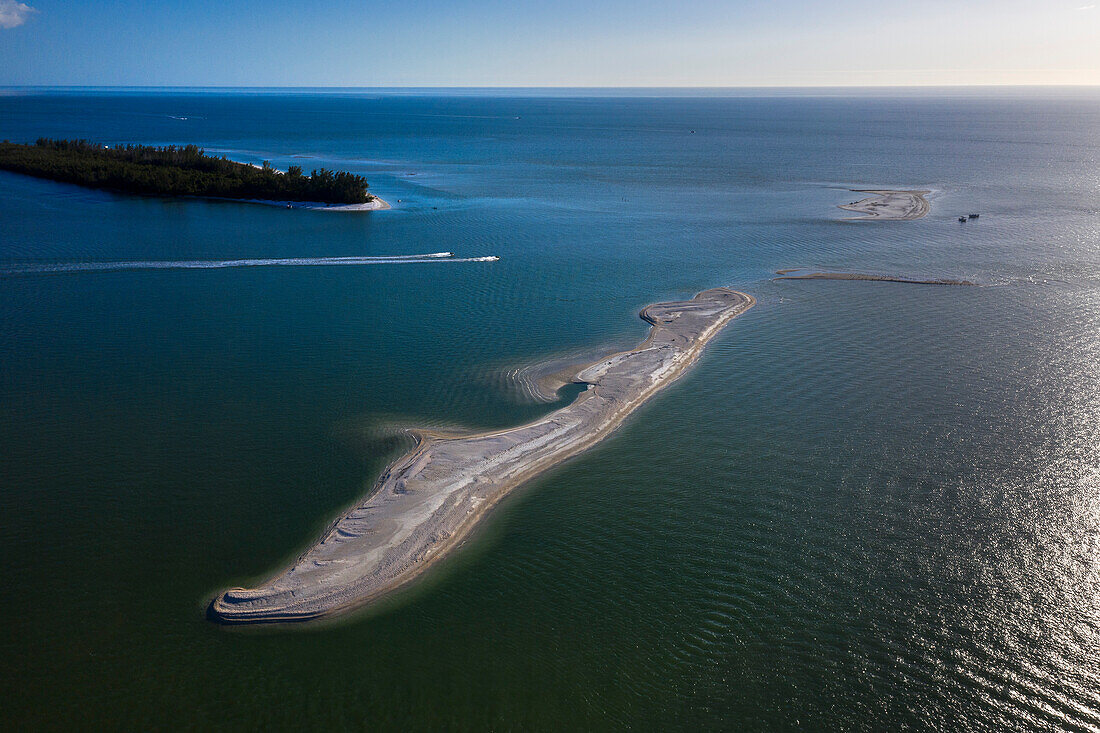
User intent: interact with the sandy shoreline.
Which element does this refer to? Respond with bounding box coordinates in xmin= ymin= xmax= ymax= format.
xmin=210 ymin=195 xmax=391 ymax=211
xmin=211 ymin=288 xmax=755 ymax=624
xmin=839 ymin=189 xmax=931 ymax=220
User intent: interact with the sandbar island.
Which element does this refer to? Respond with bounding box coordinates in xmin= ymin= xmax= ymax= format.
xmin=212 ymin=288 xmax=755 ymax=623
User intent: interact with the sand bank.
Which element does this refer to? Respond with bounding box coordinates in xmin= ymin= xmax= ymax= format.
xmin=775 ymin=271 xmax=974 ymax=286
xmin=211 ymin=288 xmax=755 ymax=623
xmin=839 ymin=189 xmax=930 ymax=220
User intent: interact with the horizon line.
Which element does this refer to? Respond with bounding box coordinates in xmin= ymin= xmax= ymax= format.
xmin=3 ymin=83 xmax=1100 ymax=90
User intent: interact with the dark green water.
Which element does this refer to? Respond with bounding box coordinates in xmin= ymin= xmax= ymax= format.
xmin=1 ymin=89 xmax=1098 ymax=730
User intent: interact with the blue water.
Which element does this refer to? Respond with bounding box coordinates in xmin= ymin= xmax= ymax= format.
xmin=1 ymin=88 xmax=1098 ymax=730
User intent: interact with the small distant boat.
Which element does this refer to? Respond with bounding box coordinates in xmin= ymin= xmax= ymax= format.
xmin=958 ymin=216 xmax=968 ymax=222
xmin=968 ymin=213 xmax=980 ymax=219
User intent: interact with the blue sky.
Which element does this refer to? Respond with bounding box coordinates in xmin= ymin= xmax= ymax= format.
xmin=1 ymin=0 xmax=1098 ymax=86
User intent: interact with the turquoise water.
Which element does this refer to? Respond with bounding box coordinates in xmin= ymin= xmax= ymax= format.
xmin=1 ymin=89 xmax=1098 ymax=730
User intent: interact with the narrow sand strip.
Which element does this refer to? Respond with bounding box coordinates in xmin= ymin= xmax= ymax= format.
xmin=839 ymin=189 xmax=930 ymax=220
xmin=211 ymin=288 xmax=755 ymax=623
xmin=775 ymin=271 xmax=974 ymax=286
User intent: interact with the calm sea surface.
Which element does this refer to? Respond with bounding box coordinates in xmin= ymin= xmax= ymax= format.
xmin=1 ymin=88 xmax=1098 ymax=730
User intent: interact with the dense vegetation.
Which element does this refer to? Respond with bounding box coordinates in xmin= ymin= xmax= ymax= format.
xmin=0 ymin=138 xmax=372 ymax=205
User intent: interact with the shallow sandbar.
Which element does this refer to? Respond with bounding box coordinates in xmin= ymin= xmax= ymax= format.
xmin=839 ymin=189 xmax=930 ymax=220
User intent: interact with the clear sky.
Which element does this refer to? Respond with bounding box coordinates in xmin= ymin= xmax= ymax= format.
xmin=1 ymin=0 xmax=1098 ymax=87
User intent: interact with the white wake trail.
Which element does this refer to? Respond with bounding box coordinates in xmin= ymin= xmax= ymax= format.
xmin=358 ymin=252 xmax=455 ymax=259
xmin=0 ymin=253 xmax=499 ymax=275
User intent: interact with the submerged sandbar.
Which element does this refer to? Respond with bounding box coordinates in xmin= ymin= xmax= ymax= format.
xmin=775 ymin=271 xmax=975 ymax=286
xmin=839 ymin=189 xmax=931 ymax=220
xmin=211 ymin=288 xmax=755 ymax=623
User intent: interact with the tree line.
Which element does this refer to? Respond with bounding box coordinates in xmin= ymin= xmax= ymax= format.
xmin=0 ymin=138 xmax=372 ymax=205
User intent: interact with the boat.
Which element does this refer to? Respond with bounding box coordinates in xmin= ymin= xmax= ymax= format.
xmin=968 ymin=213 xmax=980 ymax=219
xmin=958 ymin=216 xmax=968 ymax=222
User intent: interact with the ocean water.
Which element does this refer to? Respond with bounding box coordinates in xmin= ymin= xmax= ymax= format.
xmin=1 ymin=88 xmax=1098 ymax=730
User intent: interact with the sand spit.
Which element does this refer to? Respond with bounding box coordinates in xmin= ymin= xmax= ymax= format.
xmin=211 ymin=288 xmax=755 ymax=623
xmin=839 ymin=189 xmax=930 ymax=220
xmin=775 ymin=271 xmax=975 ymax=286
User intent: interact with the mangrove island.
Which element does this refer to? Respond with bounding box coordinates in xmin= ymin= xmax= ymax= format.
xmin=0 ymin=138 xmax=378 ymax=206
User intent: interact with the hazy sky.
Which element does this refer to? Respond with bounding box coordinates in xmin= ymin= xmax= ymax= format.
xmin=1 ymin=0 xmax=1098 ymax=86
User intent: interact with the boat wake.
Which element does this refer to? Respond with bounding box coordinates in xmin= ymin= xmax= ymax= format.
xmin=0 ymin=252 xmax=499 ymax=275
